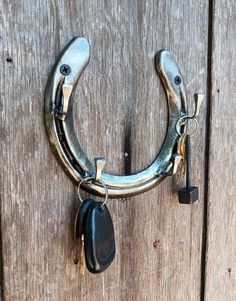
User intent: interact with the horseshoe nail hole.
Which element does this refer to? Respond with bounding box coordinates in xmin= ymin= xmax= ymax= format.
xmin=119 ymin=198 xmax=126 ymax=203
xmin=6 ymin=57 xmax=13 ymax=63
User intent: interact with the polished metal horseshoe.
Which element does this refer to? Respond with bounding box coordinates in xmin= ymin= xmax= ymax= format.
xmin=44 ymin=37 xmax=188 ymax=198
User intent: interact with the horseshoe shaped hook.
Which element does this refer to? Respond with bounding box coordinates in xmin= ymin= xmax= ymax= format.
xmin=44 ymin=37 xmax=187 ymax=197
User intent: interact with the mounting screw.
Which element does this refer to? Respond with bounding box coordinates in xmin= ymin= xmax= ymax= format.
xmin=60 ymin=64 xmax=71 ymax=76
xmin=174 ymin=75 xmax=182 ymax=85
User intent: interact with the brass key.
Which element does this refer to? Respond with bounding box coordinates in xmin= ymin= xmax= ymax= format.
xmin=79 ymin=234 xmax=86 ymax=276
xmin=175 ymin=134 xmax=187 ymax=188
xmin=178 ymin=135 xmax=199 ymax=204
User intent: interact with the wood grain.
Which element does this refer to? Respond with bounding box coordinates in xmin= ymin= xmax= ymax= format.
xmin=0 ymin=0 xmax=208 ymax=300
xmin=204 ymin=1 xmax=236 ymax=300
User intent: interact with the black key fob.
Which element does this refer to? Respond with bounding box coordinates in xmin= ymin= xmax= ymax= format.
xmin=84 ymin=202 xmax=115 ymax=273
xmin=74 ymin=198 xmax=95 ymax=239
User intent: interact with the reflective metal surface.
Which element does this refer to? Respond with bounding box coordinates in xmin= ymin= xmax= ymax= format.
xmin=44 ymin=37 xmax=187 ymax=197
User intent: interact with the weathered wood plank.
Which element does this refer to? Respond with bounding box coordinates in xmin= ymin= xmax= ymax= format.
xmin=204 ymin=1 xmax=236 ymax=300
xmin=0 ymin=0 xmax=208 ymax=300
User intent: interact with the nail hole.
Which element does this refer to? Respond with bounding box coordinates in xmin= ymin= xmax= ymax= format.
xmin=6 ymin=57 xmax=13 ymax=63
xmin=153 ymin=240 xmax=160 ymax=248
xmin=217 ymin=88 xmax=220 ymax=93
xmin=119 ymin=198 xmax=126 ymax=203
xmin=228 ymin=267 xmax=232 ymax=278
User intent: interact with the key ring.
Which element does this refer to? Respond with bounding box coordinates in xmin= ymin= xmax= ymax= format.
xmin=176 ymin=93 xmax=204 ymax=137
xmin=77 ymin=158 xmax=109 ymax=206
xmin=176 ymin=116 xmax=199 ymax=137
xmin=78 ymin=177 xmax=109 ymax=206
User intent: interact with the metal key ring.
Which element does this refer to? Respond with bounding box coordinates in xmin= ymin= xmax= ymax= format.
xmin=78 ymin=176 xmax=109 ymax=206
xmin=176 ymin=116 xmax=199 ymax=137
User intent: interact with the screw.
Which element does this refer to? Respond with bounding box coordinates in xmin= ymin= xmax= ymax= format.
xmin=60 ymin=64 xmax=71 ymax=76
xmin=174 ymin=75 xmax=182 ymax=85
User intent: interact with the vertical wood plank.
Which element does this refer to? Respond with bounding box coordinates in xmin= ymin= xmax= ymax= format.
xmin=204 ymin=1 xmax=236 ymax=300
xmin=0 ymin=0 xmax=209 ymax=300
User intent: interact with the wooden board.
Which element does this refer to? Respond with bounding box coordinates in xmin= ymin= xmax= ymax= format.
xmin=204 ymin=1 xmax=236 ymax=300
xmin=0 ymin=0 xmax=208 ymax=300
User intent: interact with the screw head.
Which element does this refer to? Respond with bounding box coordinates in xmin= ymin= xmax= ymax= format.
xmin=174 ymin=75 xmax=182 ymax=85
xmin=60 ymin=64 xmax=71 ymax=76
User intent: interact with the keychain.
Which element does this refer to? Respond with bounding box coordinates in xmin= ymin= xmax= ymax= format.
xmin=175 ymin=93 xmax=204 ymax=204
xmin=44 ymin=37 xmax=205 ymax=276
xmin=74 ymin=158 xmax=116 ymax=274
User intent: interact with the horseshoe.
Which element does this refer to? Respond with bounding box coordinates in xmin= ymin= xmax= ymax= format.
xmin=44 ymin=37 xmax=187 ymax=198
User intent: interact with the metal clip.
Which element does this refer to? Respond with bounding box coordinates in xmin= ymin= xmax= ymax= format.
xmin=95 ymin=157 xmax=106 ymax=181
xmin=192 ymin=93 xmax=204 ymax=118
xmin=61 ymin=83 xmax=73 ymax=120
